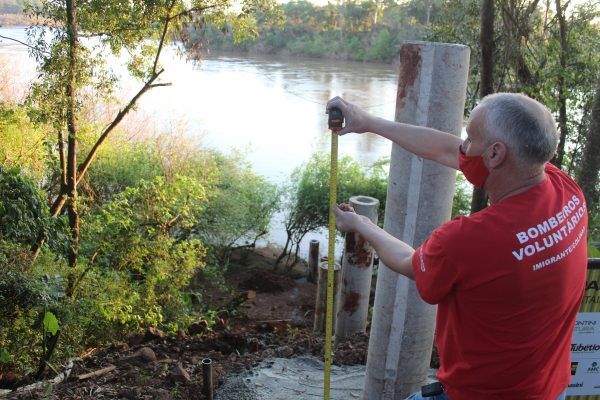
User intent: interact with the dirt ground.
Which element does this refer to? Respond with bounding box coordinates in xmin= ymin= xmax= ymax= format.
xmin=3 ymin=248 xmax=370 ymax=400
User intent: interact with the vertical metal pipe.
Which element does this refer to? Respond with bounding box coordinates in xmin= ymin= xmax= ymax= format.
xmin=313 ymin=260 xmax=341 ymax=333
xmin=335 ymin=195 xmax=379 ymax=341
xmin=202 ymin=358 xmax=213 ymax=400
xmin=308 ymin=239 xmax=320 ymax=283
xmin=363 ymin=41 xmax=470 ymax=399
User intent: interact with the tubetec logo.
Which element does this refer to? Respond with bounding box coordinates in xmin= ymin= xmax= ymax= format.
xmin=571 ymin=344 xmax=600 ymax=353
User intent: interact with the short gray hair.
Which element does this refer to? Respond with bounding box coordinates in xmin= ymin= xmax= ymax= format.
xmin=478 ymin=93 xmax=558 ymax=164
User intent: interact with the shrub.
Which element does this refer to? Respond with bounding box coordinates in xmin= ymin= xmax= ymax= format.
xmin=79 ymin=176 xmax=208 ymax=332
xmin=195 ymin=151 xmax=280 ymax=270
xmin=0 ymin=166 xmax=48 ymax=247
xmin=279 ymin=152 xmax=388 ymax=266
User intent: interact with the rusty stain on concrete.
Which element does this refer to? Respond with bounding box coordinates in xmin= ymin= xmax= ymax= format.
xmin=342 ymin=291 xmax=361 ymax=314
xmin=346 ymin=233 xmax=373 ymax=267
xmin=396 ymin=44 xmax=421 ymax=110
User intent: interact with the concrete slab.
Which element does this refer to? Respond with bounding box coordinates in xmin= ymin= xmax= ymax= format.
xmin=216 ymin=357 xmax=366 ymax=400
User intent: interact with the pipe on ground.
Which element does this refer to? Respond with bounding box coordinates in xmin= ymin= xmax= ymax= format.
xmin=314 ymin=259 xmax=341 ymax=333
xmin=308 ymin=239 xmax=320 ymax=283
xmin=335 ymin=195 xmax=379 ymax=342
xmin=202 ymin=358 xmax=213 ymax=400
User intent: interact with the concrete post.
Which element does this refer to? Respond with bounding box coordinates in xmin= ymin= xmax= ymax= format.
xmin=308 ymin=239 xmax=320 ymax=283
xmin=363 ymin=41 xmax=470 ymax=399
xmin=335 ymin=195 xmax=379 ymax=341
xmin=314 ymin=259 xmax=341 ymax=333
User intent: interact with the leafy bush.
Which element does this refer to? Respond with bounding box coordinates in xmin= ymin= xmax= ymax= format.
xmin=0 ymin=105 xmax=49 ymax=183
xmin=366 ymin=28 xmax=393 ymax=62
xmin=279 ymin=152 xmax=388 ymax=266
xmin=79 ymin=175 xmax=208 ymax=331
xmin=195 ymin=151 xmax=280 ymax=270
xmin=83 ymin=137 xmax=163 ymax=202
xmin=0 ymin=166 xmax=48 ymax=247
xmin=0 ymin=241 xmax=66 ymax=374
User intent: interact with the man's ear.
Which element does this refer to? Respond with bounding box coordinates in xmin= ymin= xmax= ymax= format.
xmin=488 ymin=142 xmax=506 ymax=168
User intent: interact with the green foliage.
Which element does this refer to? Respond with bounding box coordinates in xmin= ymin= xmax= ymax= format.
xmin=42 ymin=311 xmax=59 ymax=336
xmin=186 ymin=0 xmax=432 ymax=62
xmin=366 ymin=28 xmax=394 ymax=62
xmin=0 ymin=242 xmax=43 ymax=318
xmin=0 ymin=165 xmax=48 ymax=247
xmin=79 ymin=175 xmax=208 ymax=331
xmin=588 ymin=242 xmax=600 ymax=258
xmin=280 ymin=152 xmax=387 ymax=265
xmin=451 ymin=173 xmax=472 ymax=218
xmin=195 ymin=151 xmax=280 ymax=269
xmin=0 ymin=239 xmax=66 ymax=373
xmin=0 ymin=349 xmax=9 ymax=364
xmin=0 ymin=0 xmax=40 ymax=14
xmin=83 ymin=134 xmax=164 ymax=202
xmin=0 ymin=104 xmax=49 ymax=183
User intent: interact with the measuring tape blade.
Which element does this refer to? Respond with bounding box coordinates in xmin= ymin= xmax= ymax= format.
xmin=324 ymin=132 xmax=338 ymax=399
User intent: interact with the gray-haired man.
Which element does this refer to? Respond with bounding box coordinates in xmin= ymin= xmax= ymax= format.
xmin=328 ymin=93 xmax=586 ymax=399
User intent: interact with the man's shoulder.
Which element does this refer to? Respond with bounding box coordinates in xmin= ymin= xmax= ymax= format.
xmin=430 ymin=214 xmax=484 ymax=246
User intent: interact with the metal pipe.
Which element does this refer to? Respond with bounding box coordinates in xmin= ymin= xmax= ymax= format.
xmin=314 ymin=259 xmax=341 ymax=333
xmin=363 ymin=41 xmax=470 ymax=399
xmin=202 ymin=358 xmax=213 ymax=400
xmin=335 ymin=195 xmax=379 ymax=342
xmin=308 ymin=239 xmax=320 ymax=283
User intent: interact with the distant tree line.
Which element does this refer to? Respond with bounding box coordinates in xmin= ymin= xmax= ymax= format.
xmin=0 ymin=0 xmax=40 ymax=14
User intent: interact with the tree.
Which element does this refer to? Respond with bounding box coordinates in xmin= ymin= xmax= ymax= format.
xmin=21 ymin=0 xmax=231 ymax=274
xmin=278 ymin=153 xmax=387 ymax=268
xmin=577 ymin=75 xmax=600 ymax=215
xmin=470 ymin=0 xmax=495 ymax=213
xmin=552 ymin=0 xmax=568 ymax=167
xmin=1 ymin=0 xmax=236 ymax=370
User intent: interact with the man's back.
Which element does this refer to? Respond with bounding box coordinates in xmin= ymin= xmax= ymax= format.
xmin=413 ymin=163 xmax=588 ymax=399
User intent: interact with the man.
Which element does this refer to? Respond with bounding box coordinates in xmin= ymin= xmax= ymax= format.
xmin=327 ymin=93 xmax=587 ymax=400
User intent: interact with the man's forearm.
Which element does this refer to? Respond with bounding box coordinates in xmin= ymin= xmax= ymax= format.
xmin=369 ymin=117 xmax=462 ymax=170
xmin=355 ymin=218 xmax=415 ymax=279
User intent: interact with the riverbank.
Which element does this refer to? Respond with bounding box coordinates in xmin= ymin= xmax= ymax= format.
xmin=1 ymin=247 xmax=373 ymax=399
xmin=0 ymin=14 xmax=37 ymax=26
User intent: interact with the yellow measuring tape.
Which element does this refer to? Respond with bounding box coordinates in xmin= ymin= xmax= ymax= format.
xmin=324 ymin=131 xmax=338 ymax=399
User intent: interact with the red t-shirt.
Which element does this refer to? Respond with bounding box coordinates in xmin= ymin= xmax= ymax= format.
xmin=412 ymin=163 xmax=588 ymax=400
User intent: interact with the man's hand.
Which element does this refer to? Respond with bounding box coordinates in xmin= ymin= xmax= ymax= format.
xmin=332 ymin=204 xmax=370 ymax=232
xmin=326 ymin=97 xmax=374 ymax=136
xmin=333 ymin=203 xmax=415 ymax=279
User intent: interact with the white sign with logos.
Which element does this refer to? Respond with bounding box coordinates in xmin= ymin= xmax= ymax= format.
xmin=568 ymin=312 xmax=600 ymax=396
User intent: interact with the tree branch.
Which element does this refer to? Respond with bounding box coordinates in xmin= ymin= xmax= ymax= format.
xmin=168 ymin=5 xmax=215 ymax=22
xmin=152 ymin=0 xmax=176 ymax=76
xmin=76 ymin=69 xmax=165 ymax=182
xmin=0 ymin=34 xmax=49 ymax=54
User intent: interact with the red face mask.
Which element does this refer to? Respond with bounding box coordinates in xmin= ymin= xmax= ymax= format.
xmin=458 ymin=146 xmax=489 ymax=189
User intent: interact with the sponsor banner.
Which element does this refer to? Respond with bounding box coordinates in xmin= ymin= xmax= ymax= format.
xmin=568 ymin=261 xmax=600 ymax=399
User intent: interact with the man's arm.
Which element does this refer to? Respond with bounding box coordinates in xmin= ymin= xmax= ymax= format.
xmin=327 ymin=96 xmax=462 ymax=170
xmin=333 ymin=205 xmax=415 ymax=279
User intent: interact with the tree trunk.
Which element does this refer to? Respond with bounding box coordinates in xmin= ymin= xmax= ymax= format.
xmin=337 ymin=0 xmax=344 ymax=46
xmin=577 ymin=76 xmax=600 ymax=213
xmin=552 ymin=0 xmax=568 ymax=168
xmin=372 ymin=0 xmax=379 ymax=25
xmin=66 ymin=0 xmax=80 ymax=277
xmin=471 ymin=0 xmax=495 ymax=213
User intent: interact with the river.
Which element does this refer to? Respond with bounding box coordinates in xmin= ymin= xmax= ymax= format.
xmin=0 ymin=26 xmax=399 ymax=257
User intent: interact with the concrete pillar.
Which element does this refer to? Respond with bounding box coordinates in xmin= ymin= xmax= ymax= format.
xmin=363 ymin=42 xmax=470 ymax=399
xmin=308 ymin=239 xmax=320 ymax=283
xmin=314 ymin=260 xmax=341 ymax=333
xmin=335 ymin=195 xmax=379 ymax=341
